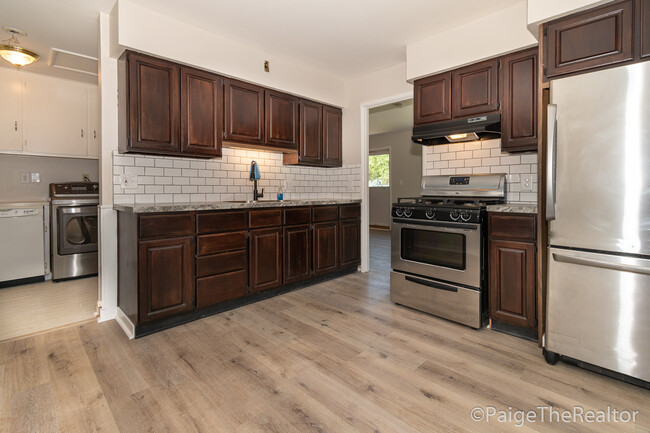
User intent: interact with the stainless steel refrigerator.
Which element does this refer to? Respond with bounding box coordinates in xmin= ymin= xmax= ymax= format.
xmin=545 ymin=62 xmax=650 ymax=384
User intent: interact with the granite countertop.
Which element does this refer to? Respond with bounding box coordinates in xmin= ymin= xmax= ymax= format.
xmin=114 ymin=199 xmax=361 ymax=214
xmin=487 ymin=203 xmax=538 ymax=214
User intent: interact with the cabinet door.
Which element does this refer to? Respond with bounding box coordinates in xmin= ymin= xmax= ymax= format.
xmin=313 ymin=221 xmax=338 ymax=275
xmin=299 ymin=100 xmax=322 ymax=164
xmin=413 ymin=72 xmax=452 ymax=124
xmin=265 ymin=90 xmax=298 ymax=149
xmin=489 ymin=240 xmax=536 ymax=329
xmin=138 ymin=236 xmax=194 ymax=323
xmin=23 ymin=74 xmax=88 ymax=156
xmin=641 ymin=0 xmax=650 ymax=58
xmin=180 ymin=67 xmax=222 ymax=157
xmin=452 ymin=59 xmax=499 ymax=118
xmin=322 ymin=105 xmax=342 ymax=167
xmin=500 ymin=48 xmax=538 ymax=152
xmin=544 ymin=0 xmax=633 ymax=79
xmin=224 ymin=79 xmax=264 ymax=144
xmin=0 ymin=68 xmax=23 ymax=151
xmin=87 ymin=87 xmax=101 ymax=158
xmin=128 ymin=52 xmax=180 ymax=153
xmin=339 ymin=219 xmax=360 ymax=268
xmin=284 ymin=224 xmax=311 ymax=284
xmin=249 ymin=227 xmax=282 ymax=293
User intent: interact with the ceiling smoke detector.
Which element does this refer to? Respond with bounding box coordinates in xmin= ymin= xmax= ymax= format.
xmin=0 ymin=27 xmax=40 ymax=68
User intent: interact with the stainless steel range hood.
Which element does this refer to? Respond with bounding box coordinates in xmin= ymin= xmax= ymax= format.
xmin=412 ymin=113 xmax=501 ymax=145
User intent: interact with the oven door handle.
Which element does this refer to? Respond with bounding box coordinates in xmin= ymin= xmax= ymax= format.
xmin=405 ymin=275 xmax=459 ymax=292
xmin=395 ymin=221 xmax=477 ymax=233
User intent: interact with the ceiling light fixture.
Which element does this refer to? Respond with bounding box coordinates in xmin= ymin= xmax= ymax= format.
xmin=0 ymin=28 xmax=40 ymax=68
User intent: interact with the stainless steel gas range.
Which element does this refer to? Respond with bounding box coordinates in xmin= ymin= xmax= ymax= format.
xmin=390 ymin=174 xmax=505 ymax=328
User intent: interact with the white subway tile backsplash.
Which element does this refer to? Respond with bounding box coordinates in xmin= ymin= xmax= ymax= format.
xmin=113 ymin=149 xmax=361 ymax=204
xmin=423 ymin=139 xmax=538 ymax=203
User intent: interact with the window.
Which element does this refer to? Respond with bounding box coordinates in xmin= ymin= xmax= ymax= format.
xmin=368 ymin=153 xmax=390 ymax=187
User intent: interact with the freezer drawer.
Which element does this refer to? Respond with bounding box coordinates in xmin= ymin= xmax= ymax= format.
xmin=546 ymin=247 xmax=650 ymax=382
xmin=390 ymin=271 xmax=483 ymax=329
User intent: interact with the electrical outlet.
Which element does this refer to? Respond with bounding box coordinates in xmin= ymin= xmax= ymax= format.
xmin=20 ymin=173 xmax=30 ymax=183
xmin=520 ymin=176 xmax=533 ymax=192
xmin=120 ymin=174 xmax=138 ymax=189
xmin=30 ymin=172 xmax=40 ymax=183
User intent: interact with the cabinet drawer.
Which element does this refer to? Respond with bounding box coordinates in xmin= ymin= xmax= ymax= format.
xmin=139 ymin=213 xmax=194 ymax=239
xmin=283 ymin=207 xmax=311 ymax=225
xmin=488 ymin=213 xmax=536 ymax=242
xmin=196 ymin=250 xmax=247 ymax=278
xmin=249 ymin=208 xmax=282 ymax=228
xmin=197 ymin=210 xmax=247 ymax=234
xmin=339 ymin=204 xmax=360 ymax=220
xmin=313 ymin=205 xmax=338 ymax=222
xmin=197 ymin=231 xmax=247 ymax=255
xmin=196 ymin=269 xmax=247 ymax=309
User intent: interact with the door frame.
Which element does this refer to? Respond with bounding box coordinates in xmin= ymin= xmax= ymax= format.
xmin=359 ymin=92 xmax=412 ymax=272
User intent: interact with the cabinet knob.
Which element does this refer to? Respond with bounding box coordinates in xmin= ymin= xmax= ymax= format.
xmin=14 ymin=121 xmax=18 ymax=131
xmin=93 ymin=130 xmax=97 ymax=139
xmin=81 ymin=128 xmax=84 ymax=138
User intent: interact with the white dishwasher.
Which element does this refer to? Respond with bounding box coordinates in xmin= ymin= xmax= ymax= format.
xmin=0 ymin=206 xmax=47 ymax=284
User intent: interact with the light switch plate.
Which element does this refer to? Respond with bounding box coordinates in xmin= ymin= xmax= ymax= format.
xmin=30 ymin=172 xmax=40 ymax=183
xmin=20 ymin=173 xmax=30 ymax=183
xmin=120 ymin=174 xmax=138 ymax=189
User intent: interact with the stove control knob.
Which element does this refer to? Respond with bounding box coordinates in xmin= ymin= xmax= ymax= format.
xmin=395 ymin=208 xmax=404 ymax=217
xmin=425 ymin=209 xmax=435 ymax=219
xmin=460 ymin=211 xmax=471 ymax=222
xmin=404 ymin=209 xmax=413 ymax=217
xmin=450 ymin=210 xmax=460 ymax=221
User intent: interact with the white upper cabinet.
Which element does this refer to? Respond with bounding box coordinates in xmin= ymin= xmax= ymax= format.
xmin=0 ymin=68 xmax=23 ymax=151
xmin=0 ymin=68 xmax=99 ymax=159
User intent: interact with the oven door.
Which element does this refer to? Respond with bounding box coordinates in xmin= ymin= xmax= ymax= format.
xmin=57 ymin=205 xmax=98 ymax=255
xmin=391 ymin=219 xmax=482 ymax=288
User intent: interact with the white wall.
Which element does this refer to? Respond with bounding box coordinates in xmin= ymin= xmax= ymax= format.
xmin=114 ymin=0 xmax=345 ymax=108
xmin=527 ymin=0 xmax=612 ymax=32
xmin=406 ymin=1 xmax=537 ymax=81
xmin=370 ymin=130 xmax=422 ymax=200
xmin=369 ymin=187 xmax=390 ymax=227
xmin=0 ymin=155 xmax=98 ymax=202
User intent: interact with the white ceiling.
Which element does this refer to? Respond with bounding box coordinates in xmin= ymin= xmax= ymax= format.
xmin=0 ymin=0 xmax=522 ymax=82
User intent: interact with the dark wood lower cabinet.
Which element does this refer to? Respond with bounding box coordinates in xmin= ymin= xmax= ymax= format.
xmin=339 ymin=219 xmax=361 ymax=268
xmin=249 ymin=227 xmax=283 ymax=293
xmin=138 ymin=237 xmax=194 ymax=323
xmin=284 ymin=225 xmax=311 ymax=284
xmin=489 ymin=240 xmax=536 ymax=328
xmin=313 ymin=222 xmax=338 ymax=276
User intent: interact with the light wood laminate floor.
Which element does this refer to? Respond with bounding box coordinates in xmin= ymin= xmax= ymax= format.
xmin=0 ymin=276 xmax=97 ymax=342
xmin=1 ymin=231 xmax=648 ymax=432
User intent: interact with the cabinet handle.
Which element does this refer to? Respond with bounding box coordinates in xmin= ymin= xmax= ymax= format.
xmin=81 ymin=128 xmax=84 ymax=138
xmin=14 ymin=121 xmax=18 ymax=131
xmin=93 ymin=130 xmax=97 ymax=139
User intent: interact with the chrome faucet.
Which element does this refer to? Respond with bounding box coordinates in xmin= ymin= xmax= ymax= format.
xmin=249 ymin=161 xmax=264 ymax=201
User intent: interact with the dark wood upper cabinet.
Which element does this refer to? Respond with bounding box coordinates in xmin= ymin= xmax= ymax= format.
xmin=138 ymin=236 xmax=194 ymax=323
xmin=641 ymin=0 xmax=650 ymax=58
xmin=313 ymin=221 xmax=338 ymax=276
xmin=284 ymin=224 xmax=312 ymax=284
xmin=413 ymin=72 xmax=452 ymax=124
xmin=544 ymin=0 xmax=634 ymax=79
xmin=249 ymin=227 xmax=283 ymax=293
xmin=180 ymin=67 xmax=222 ymax=157
xmin=299 ymin=100 xmax=323 ymax=164
xmin=224 ymin=79 xmax=264 ymax=144
xmin=265 ymin=90 xmax=299 ymax=149
xmin=127 ymin=52 xmax=180 ymax=153
xmin=500 ymin=48 xmax=538 ymax=152
xmin=323 ymin=105 xmax=342 ymax=167
xmin=452 ymin=59 xmax=499 ymax=117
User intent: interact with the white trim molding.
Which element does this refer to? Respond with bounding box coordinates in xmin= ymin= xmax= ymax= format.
xmin=115 ymin=307 xmax=135 ymax=339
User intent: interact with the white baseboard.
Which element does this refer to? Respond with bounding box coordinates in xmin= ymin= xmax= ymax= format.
xmin=98 ymin=306 xmax=117 ymax=322
xmin=115 ymin=307 xmax=135 ymax=339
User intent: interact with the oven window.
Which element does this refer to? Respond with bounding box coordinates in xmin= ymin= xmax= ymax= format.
xmin=401 ymin=228 xmax=465 ymax=270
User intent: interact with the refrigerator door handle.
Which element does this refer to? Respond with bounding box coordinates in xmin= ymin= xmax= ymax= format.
xmin=546 ymin=104 xmax=558 ymax=221
xmin=552 ymin=251 xmax=650 ymax=276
